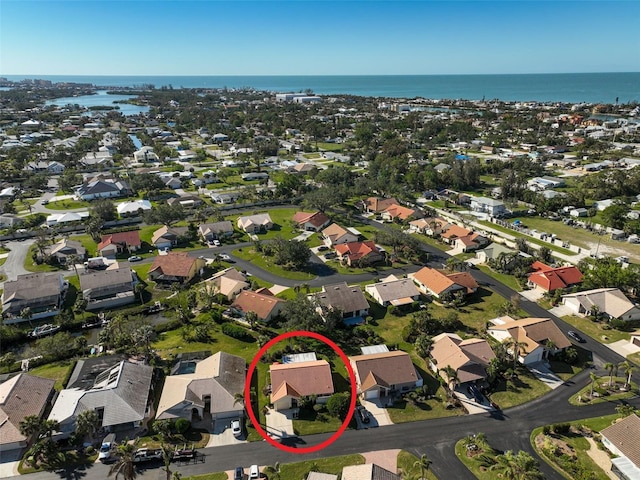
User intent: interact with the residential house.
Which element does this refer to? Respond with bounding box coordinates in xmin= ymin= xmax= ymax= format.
xmin=441 ymin=225 xmax=488 ymax=252
xmin=475 ymin=242 xmax=518 ymax=264
xmin=79 ymin=266 xmax=136 ymax=310
xmin=156 ymin=352 xmax=246 ymax=422
xmin=133 ymin=146 xmax=159 ymax=163
xmin=349 ymin=349 xmax=422 ymax=400
xmin=167 ymin=195 xmax=203 ymax=210
xmin=97 ymin=231 xmax=142 ymax=258
xmin=292 ymin=211 xmax=331 ymax=232
xmin=429 ymin=333 xmax=496 ymax=386
xmin=24 ymin=160 xmax=65 ymax=174
xmin=45 ymin=239 xmax=87 ymax=265
xmin=116 ymin=200 xmax=152 ymax=218
xmin=270 ymin=358 xmax=334 ymax=410
xmin=75 ymin=179 xmax=130 ymax=201
xmin=313 ymin=282 xmax=369 ymax=325
xmin=561 ymin=288 xmax=640 ymax=321
xmin=48 ymin=357 xmax=153 ymax=438
xmin=410 ymin=267 xmax=478 ymax=299
xmin=342 ymin=464 xmax=401 ymax=480
xmin=361 ymin=197 xmax=399 ymax=214
xmin=151 ymin=226 xmax=189 ymax=250
xmin=408 ymin=217 xmax=447 ymax=236
xmin=601 ymin=413 xmax=640 ymax=480
xmin=240 ymin=172 xmax=269 ymax=181
xmin=488 ymin=316 xmax=571 ymax=365
xmin=380 ymin=203 xmax=422 ymax=223
xmin=1 ymin=273 xmax=67 ymax=324
xmin=0 ymin=374 xmax=56 ymax=452
xmin=288 ymin=163 xmax=316 ymax=175
xmin=198 ymin=221 xmax=234 ymax=242
xmin=335 ymin=240 xmax=384 ymax=267
xmin=237 ymin=213 xmax=273 ymax=234
xmin=79 ymin=151 xmax=113 ymax=170
xmin=163 ymin=176 xmax=183 ymax=189
xmin=46 ymin=211 xmax=90 ymax=227
xmin=211 ymin=192 xmax=240 ymax=204
xmin=204 ymin=268 xmax=249 ymax=301
xmin=231 ymin=290 xmax=285 ymax=322
xmin=0 ymin=213 xmax=23 ymax=229
xmin=527 ymin=261 xmax=583 ymax=293
xmin=321 ymin=223 xmax=360 ymax=247
xmin=365 ymin=274 xmax=420 ymax=307
xmin=148 ymin=252 xmax=206 ymax=285
xmin=570 ymin=208 xmax=588 ymax=218
xmin=527 ymin=176 xmax=565 ymax=191
xmin=469 ymin=197 xmax=506 ymax=217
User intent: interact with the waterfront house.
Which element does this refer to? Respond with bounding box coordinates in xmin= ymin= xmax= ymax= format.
xmin=79 ymin=266 xmax=136 ymax=311
xmin=1 ymin=273 xmax=67 ymax=324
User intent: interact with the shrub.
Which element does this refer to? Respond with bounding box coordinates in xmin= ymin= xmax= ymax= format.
xmin=174 ymin=418 xmax=191 ymax=434
xmin=84 ymin=446 xmax=95 ymax=455
xmin=221 ymin=322 xmax=253 ymax=341
xmin=542 ymin=425 xmax=551 ymax=435
xmin=552 ymin=423 xmax=571 ymax=435
xmin=326 ymin=392 xmax=351 ymax=419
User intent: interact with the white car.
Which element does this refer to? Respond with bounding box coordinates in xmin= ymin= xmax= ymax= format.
xmin=231 ymin=419 xmax=242 ymax=437
xmin=249 ymin=465 xmax=260 ymax=480
xmin=98 ymin=433 xmax=115 ymax=461
xmin=213 ymin=239 xmax=221 ymax=247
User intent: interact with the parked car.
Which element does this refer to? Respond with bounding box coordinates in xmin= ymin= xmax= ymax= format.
xmin=213 ymin=239 xmax=221 ymax=246
xmin=567 ymin=330 xmax=586 ymax=343
xmin=324 ymin=252 xmax=336 ymax=259
xmin=98 ymin=433 xmax=116 ymax=461
xmin=468 ymin=384 xmax=484 ymax=403
xmin=128 ymin=255 xmax=142 ymax=262
xmin=357 ymin=406 xmax=370 ymax=424
xmin=234 ymin=467 xmax=244 ymax=480
xmin=231 ymin=419 xmax=242 ymax=437
xmin=317 ymin=245 xmax=329 ymax=252
xmin=249 ymin=464 xmax=260 ymax=480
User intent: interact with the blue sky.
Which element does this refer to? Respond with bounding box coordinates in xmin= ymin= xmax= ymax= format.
xmin=1 ymin=1 xmax=638 ymax=75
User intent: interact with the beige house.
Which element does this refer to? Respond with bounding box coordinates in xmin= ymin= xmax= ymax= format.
xmin=429 ymin=333 xmax=496 ymax=385
xmin=237 ymin=213 xmax=273 ymax=234
xmin=149 ymin=252 xmax=206 ymax=284
xmin=156 ymin=352 xmax=246 ymax=422
xmin=204 ymin=268 xmax=249 ymax=301
xmin=270 ymin=359 xmax=334 ymax=410
xmin=198 ymin=221 xmax=234 ymax=242
xmin=488 ymin=316 xmax=571 ymax=365
xmin=349 ymin=350 xmax=422 ymax=400
xmin=0 ymin=374 xmax=56 ymax=452
xmin=321 ymin=223 xmax=359 ymax=247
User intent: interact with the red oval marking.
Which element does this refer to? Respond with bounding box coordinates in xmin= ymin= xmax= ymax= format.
xmin=244 ymin=330 xmax=357 ymax=454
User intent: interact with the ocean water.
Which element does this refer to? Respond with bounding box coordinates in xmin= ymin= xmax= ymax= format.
xmin=3 ymin=73 xmax=639 ymax=103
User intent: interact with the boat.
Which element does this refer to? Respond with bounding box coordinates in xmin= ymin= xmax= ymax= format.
xmin=82 ymin=318 xmax=103 ymax=329
xmin=29 ymin=324 xmax=61 ymax=338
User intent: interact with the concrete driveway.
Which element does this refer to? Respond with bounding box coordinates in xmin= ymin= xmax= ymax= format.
xmin=206 ymin=419 xmax=248 ymax=448
xmin=0 ymin=448 xmax=23 ymax=478
xmin=454 ymin=387 xmax=495 ymax=415
xmin=519 ymin=288 xmax=545 ymax=302
xmin=357 ymin=399 xmax=393 ymax=428
xmin=264 ymin=407 xmax=295 ymax=439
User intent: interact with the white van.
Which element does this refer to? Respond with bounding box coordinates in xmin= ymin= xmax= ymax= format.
xmin=249 ymin=464 xmax=259 ymax=480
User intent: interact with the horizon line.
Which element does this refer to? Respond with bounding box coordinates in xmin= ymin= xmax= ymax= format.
xmin=3 ymin=71 xmax=639 ymax=78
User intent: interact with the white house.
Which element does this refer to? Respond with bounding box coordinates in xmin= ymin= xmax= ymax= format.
xmin=116 ymin=200 xmax=152 ymax=217
xmin=561 ymin=288 xmax=640 ymax=321
xmin=469 ymin=197 xmax=506 ymax=216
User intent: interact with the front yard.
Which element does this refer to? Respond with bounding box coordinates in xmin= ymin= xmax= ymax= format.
xmin=488 ymin=367 xmax=551 ymax=410
xmin=560 ymin=315 xmax=631 ymax=344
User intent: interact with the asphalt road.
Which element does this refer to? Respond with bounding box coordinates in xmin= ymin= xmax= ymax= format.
xmin=0 ymin=239 xmax=34 ymax=282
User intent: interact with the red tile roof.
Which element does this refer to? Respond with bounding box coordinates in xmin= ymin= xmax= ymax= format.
xmin=292 ymin=211 xmax=330 ymax=228
xmin=441 ymin=224 xmax=473 ymax=239
xmin=364 ymin=197 xmax=398 ymax=213
xmin=382 ymin=204 xmax=417 ymax=221
xmin=334 ymin=240 xmax=379 ymax=262
xmin=528 ymin=263 xmax=583 ymax=291
xmin=98 ymin=231 xmax=141 ymax=250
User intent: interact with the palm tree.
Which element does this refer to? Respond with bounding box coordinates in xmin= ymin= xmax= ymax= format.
xmin=20 ymin=307 xmax=33 ymax=326
xmin=40 ymin=419 xmax=59 ymax=440
xmin=604 ymin=362 xmax=615 ymax=387
xmin=66 ymin=253 xmax=80 ymax=278
xmin=233 ymin=392 xmax=245 ymax=409
xmin=263 ymin=462 xmax=281 ymax=480
xmin=108 ymin=440 xmax=137 ymax=480
xmin=589 ymin=372 xmax=598 ymax=399
xmin=75 ymin=409 xmax=100 ymax=445
xmin=134 ymin=283 xmax=146 ymax=304
xmin=543 ymin=339 xmax=557 ymax=360
xmin=413 ymin=454 xmax=432 ymax=480
xmin=622 ymin=361 xmax=634 ymax=389
xmin=19 ymin=415 xmax=43 ymax=439
xmin=442 ymin=366 xmax=460 ymax=392
xmin=161 ymin=443 xmax=173 ymax=480
xmin=505 ymin=338 xmax=528 ymax=372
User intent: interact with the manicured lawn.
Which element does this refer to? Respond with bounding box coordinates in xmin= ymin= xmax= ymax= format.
xmin=317 ymin=142 xmax=344 ymax=152
xmin=396 ymin=451 xmax=438 ymax=480
xmin=278 ymin=454 xmax=365 ymax=480
xmin=292 ymin=408 xmax=345 ymax=436
xmin=455 ymin=437 xmax=502 ymax=480
xmin=45 ymin=198 xmax=91 ymax=210
xmin=560 ymin=315 xmax=630 ymax=344
xmin=568 ymin=376 xmax=638 ymax=405
xmin=233 ymin=247 xmax=317 ymax=281
xmin=183 ymin=473 xmax=228 ymax=480
xmin=24 ymin=245 xmax=64 ymax=273
xmin=137 ymin=428 xmax=210 ymax=449
xmin=476 ymin=265 xmax=522 ymax=292
xmin=628 ymin=351 xmax=640 ymax=366
xmin=476 ymin=220 xmax=577 ymax=256
xmin=29 ymin=360 xmax=76 ymax=391
xmin=488 ymin=367 xmax=551 ymax=410
xmin=227 ymin=208 xmax=300 ymax=241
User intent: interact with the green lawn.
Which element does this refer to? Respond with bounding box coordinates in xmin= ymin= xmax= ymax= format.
xmin=476 ymin=265 xmax=522 ymax=292
xmin=396 ymin=451 xmax=438 ymax=480
xmin=476 ymin=220 xmax=577 ymax=256
xmin=454 ymin=437 xmax=502 ymax=480
xmin=317 ymin=143 xmax=344 ymax=152
xmin=560 ymin=315 xmax=631 ymax=344
xmin=228 ymin=208 xmax=300 ymax=241
xmin=278 ymin=454 xmax=365 ymax=480
xmin=24 ymin=245 xmax=64 ymax=272
xmin=183 ymin=473 xmax=228 ymax=480
xmin=488 ymin=367 xmax=551 ymax=410
xmin=0 ymin=257 xmax=6 ymax=268
xmin=568 ymin=376 xmax=638 ymax=405
xmin=233 ymin=247 xmax=317 ymax=281
xmin=29 ymin=360 xmax=76 ymax=391
xmin=292 ymin=407 xmax=345 ymax=436
xmin=45 ymin=198 xmax=91 ymax=210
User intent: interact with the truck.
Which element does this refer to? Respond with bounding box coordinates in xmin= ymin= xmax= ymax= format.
xmin=84 ymin=257 xmax=108 ymax=270
xmin=133 ymin=448 xmax=163 ymax=463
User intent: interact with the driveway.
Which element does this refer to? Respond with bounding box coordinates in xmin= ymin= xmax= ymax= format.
xmin=519 ymin=288 xmax=545 ymax=302
xmin=549 ymin=304 xmax=573 ymax=317
xmin=358 ymin=399 xmax=393 ymax=428
xmin=0 ymin=239 xmax=34 ymax=283
xmin=0 ymin=448 xmax=22 ymax=478
xmin=454 ymin=386 xmax=495 ymax=415
xmin=206 ymin=419 xmax=248 ymax=448
xmin=264 ymin=408 xmax=295 ymax=440
xmin=528 ymin=361 xmax=565 ymax=390
xmin=608 ymin=339 xmax=640 ymax=358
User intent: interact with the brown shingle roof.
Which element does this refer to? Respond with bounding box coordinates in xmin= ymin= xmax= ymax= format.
xmin=601 ymin=414 xmax=640 ymax=468
xmin=149 ymin=252 xmax=197 ymax=278
xmin=270 ymin=360 xmax=334 ymax=401
xmin=98 ymin=231 xmax=141 ymax=250
xmin=430 ymin=333 xmax=495 ymax=384
xmin=490 ymin=317 xmax=571 ymax=353
xmin=0 ymin=374 xmax=55 ymax=446
xmin=349 ymin=351 xmax=418 ymax=391
xmin=231 ymin=291 xmax=284 ymax=320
